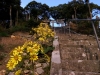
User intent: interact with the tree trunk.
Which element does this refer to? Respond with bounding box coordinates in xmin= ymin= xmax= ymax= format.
xmin=29 ymin=13 xmax=30 ymax=20
xmin=87 ymin=3 xmax=92 ymax=19
xmin=16 ymin=10 xmax=18 ymax=25
xmin=74 ymin=7 xmax=77 ymax=19
xmin=37 ymin=16 xmax=38 ymax=21
xmin=10 ymin=5 xmax=12 ymax=27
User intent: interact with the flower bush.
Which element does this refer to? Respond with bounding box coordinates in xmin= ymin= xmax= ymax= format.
xmin=32 ymin=23 xmax=55 ymax=54
xmin=32 ymin=23 xmax=54 ymax=42
xmin=6 ymin=23 xmax=55 ymax=74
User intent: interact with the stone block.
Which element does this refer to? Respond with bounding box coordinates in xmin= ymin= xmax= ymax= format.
xmin=36 ymin=67 xmax=44 ymax=74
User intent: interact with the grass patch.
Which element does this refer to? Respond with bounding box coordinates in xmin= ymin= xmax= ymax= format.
xmin=0 ymin=31 xmax=9 ymax=37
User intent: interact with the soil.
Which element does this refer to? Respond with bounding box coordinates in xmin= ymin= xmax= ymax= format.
xmin=0 ymin=32 xmax=29 ymax=70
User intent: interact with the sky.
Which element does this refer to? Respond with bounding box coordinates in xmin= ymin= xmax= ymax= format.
xmin=21 ymin=0 xmax=100 ymax=8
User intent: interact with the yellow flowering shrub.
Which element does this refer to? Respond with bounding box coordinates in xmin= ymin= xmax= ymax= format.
xmin=7 ymin=41 xmax=42 ymax=70
xmin=32 ymin=23 xmax=55 ymax=54
xmin=6 ymin=23 xmax=55 ymax=74
xmin=32 ymin=23 xmax=55 ymax=43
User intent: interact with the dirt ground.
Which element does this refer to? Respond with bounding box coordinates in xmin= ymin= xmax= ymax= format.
xmin=0 ymin=32 xmax=29 ymax=70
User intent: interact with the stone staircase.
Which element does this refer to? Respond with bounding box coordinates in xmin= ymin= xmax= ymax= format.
xmin=54 ymin=28 xmax=100 ymax=75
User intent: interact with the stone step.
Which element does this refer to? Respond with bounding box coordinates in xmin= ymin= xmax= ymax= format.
xmin=60 ymin=45 xmax=85 ymax=52
xmin=62 ymin=70 xmax=100 ymax=75
xmin=60 ymin=46 xmax=100 ymax=60
xmin=56 ymin=30 xmax=100 ymax=75
xmin=59 ymin=40 xmax=98 ymax=47
xmin=89 ymin=47 xmax=99 ymax=51
xmin=60 ymin=44 xmax=84 ymax=48
xmin=60 ymin=44 xmax=98 ymax=52
xmin=59 ymin=35 xmax=95 ymax=40
xmin=67 ymin=34 xmax=95 ymax=39
xmin=59 ymin=34 xmax=96 ymax=39
xmin=62 ymin=60 xmax=100 ymax=72
xmin=61 ymin=52 xmax=88 ymax=60
xmin=59 ymin=37 xmax=95 ymax=41
xmin=61 ymin=51 xmax=100 ymax=60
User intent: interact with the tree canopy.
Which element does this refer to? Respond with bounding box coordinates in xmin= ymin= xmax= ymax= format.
xmin=0 ymin=0 xmax=100 ymax=29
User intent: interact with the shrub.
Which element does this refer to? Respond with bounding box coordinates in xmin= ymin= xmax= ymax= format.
xmin=6 ymin=22 xmax=55 ymax=75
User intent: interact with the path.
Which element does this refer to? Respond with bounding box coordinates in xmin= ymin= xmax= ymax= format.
xmin=50 ymin=27 xmax=100 ymax=75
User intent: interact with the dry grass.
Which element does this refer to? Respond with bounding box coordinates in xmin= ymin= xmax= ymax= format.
xmin=0 ymin=32 xmax=28 ymax=70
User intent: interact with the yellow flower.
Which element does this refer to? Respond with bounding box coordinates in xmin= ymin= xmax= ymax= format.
xmin=23 ymin=41 xmax=28 ymax=48
xmin=7 ymin=59 xmax=17 ymax=70
xmin=51 ymin=32 xmax=55 ymax=37
xmin=12 ymin=50 xmax=19 ymax=55
xmin=43 ymin=32 xmax=47 ymax=36
xmin=10 ymin=54 xmax=22 ymax=62
xmin=28 ymin=41 xmax=33 ymax=45
xmin=27 ymin=42 xmax=41 ymax=55
xmin=30 ymin=52 xmax=38 ymax=56
xmin=13 ymin=46 xmax=24 ymax=55
xmin=27 ymin=46 xmax=33 ymax=53
xmin=30 ymin=54 xmax=38 ymax=61
xmin=27 ymin=46 xmax=38 ymax=55
xmin=15 ymin=70 xmax=22 ymax=75
xmin=33 ymin=43 xmax=40 ymax=49
xmin=39 ymin=37 xmax=45 ymax=41
xmin=48 ymin=29 xmax=51 ymax=32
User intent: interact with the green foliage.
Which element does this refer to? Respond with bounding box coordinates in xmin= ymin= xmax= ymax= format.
xmin=0 ymin=31 xmax=9 ymax=37
xmin=43 ymin=45 xmax=54 ymax=54
xmin=9 ymin=25 xmax=29 ymax=33
xmin=0 ymin=19 xmax=41 ymax=36
xmin=26 ymin=19 xmax=40 ymax=28
xmin=73 ymin=21 xmax=100 ymax=35
xmin=0 ymin=26 xmax=10 ymax=37
xmin=49 ymin=0 xmax=100 ymax=19
xmin=24 ymin=1 xmax=50 ymax=20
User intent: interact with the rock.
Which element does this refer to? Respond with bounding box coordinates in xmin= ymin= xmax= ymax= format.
xmin=36 ymin=67 xmax=44 ymax=74
xmin=24 ymin=70 xmax=30 ymax=74
xmin=78 ymin=60 xmax=83 ymax=63
xmin=1 ymin=70 xmax=6 ymax=75
xmin=82 ymin=53 xmax=86 ymax=57
xmin=69 ymin=71 xmax=75 ymax=75
xmin=42 ymin=63 xmax=48 ymax=68
xmin=34 ymin=72 xmax=39 ymax=75
xmin=35 ymin=63 xmax=42 ymax=68
xmin=8 ymin=72 xmax=14 ymax=75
